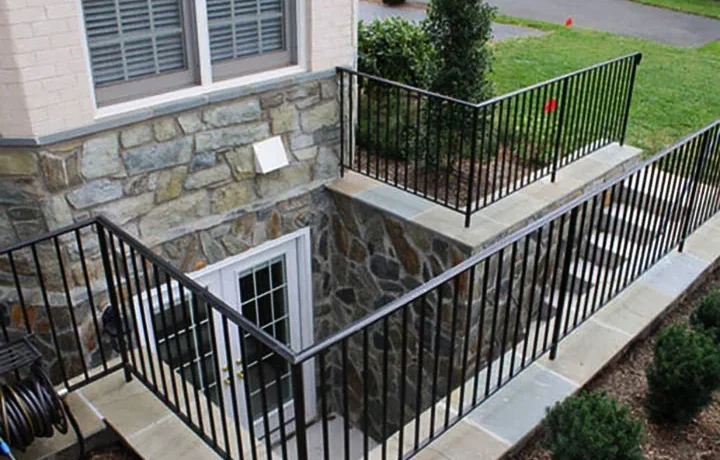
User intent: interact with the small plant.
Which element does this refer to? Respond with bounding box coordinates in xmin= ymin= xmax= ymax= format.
xmin=358 ymin=18 xmax=435 ymax=88
xmin=646 ymin=324 xmax=720 ymax=424
xmin=690 ymin=288 xmax=720 ymax=342
xmin=544 ymin=391 xmax=644 ymax=460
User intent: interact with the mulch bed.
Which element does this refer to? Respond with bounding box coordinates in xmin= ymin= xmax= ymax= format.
xmin=350 ymin=148 xmax=543 ymax=210
xmin=83 ymin=443 xmax=141 ymax=460
xmin=511 ymin=267 xmax=720 ymax=460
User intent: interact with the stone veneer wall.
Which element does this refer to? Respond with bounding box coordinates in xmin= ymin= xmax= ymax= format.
xmin=0 ymin=74 xmax=344 ymax=382
xmin=317 ymin=192 xmax=572 ymax=441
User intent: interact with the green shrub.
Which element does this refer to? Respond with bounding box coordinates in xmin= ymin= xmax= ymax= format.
xmin=691 ymin=289 xmax=720 ymax=342
xmin=424 ymin=0 xmax=495 ymax=103
xmin=358 ymin=18 xmax=435 ymax=88
xmin=646 ymin=324 xmax=720 ymax=424
xmin=544 ymin=391 xmax=644 ymax=460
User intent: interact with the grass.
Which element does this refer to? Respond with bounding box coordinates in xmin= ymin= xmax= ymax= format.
xmin=489 ymin=21 xmax=720 ymax=153
xmin=629 ymin=0 xmax=720 ymax=20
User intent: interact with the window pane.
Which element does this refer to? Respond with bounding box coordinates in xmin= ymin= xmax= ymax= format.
xmin=82 ymin=0 xmax=188 ymax=87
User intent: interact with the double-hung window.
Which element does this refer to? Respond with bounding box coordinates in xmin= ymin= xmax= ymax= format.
xmin=81 ymin=0 xmax=297 ymax=106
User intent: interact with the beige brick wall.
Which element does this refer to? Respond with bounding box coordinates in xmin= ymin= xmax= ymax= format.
xmin=0 ymin=0 xmax=355 ymax=139
xmin=0 ymin=0 xmax=95 ymax=138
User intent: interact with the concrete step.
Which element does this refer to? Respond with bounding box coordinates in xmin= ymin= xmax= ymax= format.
xmin=599 ymin=203 xmax=674 ymax=244
xmin=617 ymin=167 xmax=692 ymax=216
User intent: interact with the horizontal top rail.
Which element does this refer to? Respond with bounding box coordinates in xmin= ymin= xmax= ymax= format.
xmin=476 ymin=52 xmax=642 ymax=108
xmin=338 ymin=52 xmax=642 ymax=110
xmin=336 ymin=67 xmax=480 ymax=108
xmin=293 ymin=117 xmax=719 ymax=363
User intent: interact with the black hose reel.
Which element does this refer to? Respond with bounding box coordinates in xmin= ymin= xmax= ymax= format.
xmin=0 ymin=338 xmax=84 ymax=458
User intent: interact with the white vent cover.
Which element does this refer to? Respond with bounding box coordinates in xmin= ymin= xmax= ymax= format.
xmin=253 ymin=136 xmax=289 ymax=174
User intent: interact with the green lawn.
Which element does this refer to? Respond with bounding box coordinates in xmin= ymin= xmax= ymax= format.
xmin=490 ymin=21 xmax=720 ymax=153
xmin=630 ymin=0 xmax=720 ymax=20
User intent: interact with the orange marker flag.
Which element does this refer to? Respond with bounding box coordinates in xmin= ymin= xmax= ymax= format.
xmin=565 ymin=16 xmax=573 ymax=27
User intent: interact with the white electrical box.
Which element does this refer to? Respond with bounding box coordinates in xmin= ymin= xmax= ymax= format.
xmin=253 ymin=136 xmax=289 ymax=174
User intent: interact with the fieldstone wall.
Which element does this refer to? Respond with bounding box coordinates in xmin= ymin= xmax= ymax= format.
xmin=0 ymin=74 xmax=343 ymax=383
xmin=316 ymin=192 xmax=572 ymax=441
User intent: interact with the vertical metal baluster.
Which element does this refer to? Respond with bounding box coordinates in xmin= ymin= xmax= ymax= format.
xmin=562 ymin=74 xmax=578 ymax=164
xmin=385 ymin=82 xmax=392 ymax=183
xmin=615 ymin=174 xmax=640 ymax=293
xmin=535 ymin=220 xmax=553 ymax=356
xmin=291 ymin=363 xmax=309 ymax=460
xmin=472 ymin=259 xmax=490 ymax=405
xmin=485 ymin=250 xmax=503 ymax=397
xmin=319 ymin=351 xmax=330 ymax=460
xmin=620 ymin=54 xmax=641 ymax=145
xmin=624 ymin=168 xmax=649 ymax=285
xmin=404 ymin=88 xmax=411 ymax=190
xmin=607 ymin=178 xmax=631 ymax=299
xmin=7 ymin=252 xmax=31 ymax=333
xmin=566 ymin=201 xmax=587 ymax=332
xmin=444 ymin=276 xmax=461 ymax=427
xmin=342 ymin=338 xmax=350 ymax=460
xmin=434 ymin=101 xmax=444 ymax=202
xmin=465 ymin=106 xmax=480 ymax=227
xmin=423 ymin=96 xmax=433 ymax=197
xmin=429 ymin=285 xmax=443 ymax=436
xmin=550 ymin=208 xmax=578 ymax=360
xmin=483 ymin=104 xmax=495 ymax=207
xmin=591 ymin=189 xmax=614 ymax=313
xmin=177 ymin=285 xmax=203 ymax=433
xmin=476 ymin=105 xmax=489 ymax=211
xmin=165 ymin=277 xmax=192 ymax=420
xmin=492 ymin=99 xmax=505 ymax=203
xmin=222 ymin=318 xmax=245 ymax=460
xmin=397 ymin=304 xmax=409 ymax=460
xmin=582 ymin=197 xmax=601 ymax=322
xmin=414 ymin=93 xmax=423 ymax=194
xmin=205 ymin=311 xmax=231 ymax=458
xmin=274 ymin=360 xmax=289 ymax=460
xmin=237 ymin=328 xmax=258 ymax=460
xmin=382 ymin=317 xmax=390 ymax=460
xmin=551 ymin=78 xmax=570 ymax=182
xmin=543 ymin=215 xmax=565 ymax=352
xmin=497 ymin=242 xmax=516 ymax=388
xmin=514 ymin=91 xmax=527 ymax=189
xmin=108 ymin=235 xmax=135 ymax=374
xmin=131 ymin=248 xmax=158 ymax=390
xmin=522 ymin=227 xmax=542 ymax=367
xmin=32 ymin=243 xmax=69 ymax=388
xmin=375 ymin=81 xmax=381 ymax=179
xmin=141 ymin=256 xmax=169 ymax=396
xmin=395 ymin=85 xmax=402 ymax=186
xmin=77 ymin=229 xmax=106 ymax=372
xmin=635 ymin=164 xmax=661 ymax=276
xmin=363 ymin=328 xmax=369 ymax=459
xmin=680 ymin=132 xmax=713 ymax=251
xmin=600 ymin=185 xmax=622 ymax=306
xmin=53 ymin=236 xmax=89 ymax=380
xmin=456 ymin=106 xmax=468 ymax=211
xmin=194 ymin=296 xmax=218 ymax=449
xmin=254 ymin=344 xmax=273 ymax=460
xmin=350 ymin=73 xmax=355 ymax=174
xmin=529 ymin=87 xmax=544 ymax=182
xmin=537 ymin=84 xmax=553 ymax=177
xmin=153 ymin=267 xmax=181 ymax=407
xmin=340 ymin=70 xmax=345 ymax=177
xmin=500 ymin=96 xmax=513 ymax=197
xmin=444 ymin=103 xmax=455 ymax=206
xmin=596 ymin=62 xmax=616 ymax=148
xmin=591 ymin=64 xmax=610 ymax=151
xmin=119 ymin=240 xmax=147 ymax=379
xmin=458 ymin=265 xmax=476 ymax=417
xmin=583 ymin=68 xmax=601 ymax=155
xmin=576 ymin=71 xmax=593 ymax=157
xmin=414 ymin=294 xmax=427 ymax=451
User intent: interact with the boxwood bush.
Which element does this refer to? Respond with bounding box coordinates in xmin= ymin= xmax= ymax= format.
xmin=544 ymin=391 xmax=644 ymax=460
xmin=646 ymin=324 xmax=720 ymax=424
xmin=690 ymin=289 xmax=720 ymax=343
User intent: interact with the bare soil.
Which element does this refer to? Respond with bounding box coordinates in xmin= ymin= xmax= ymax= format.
xmin=512 ymin=268 xmax=720 ymax=460
xmin=83 ymin=443 xmax=141 ymax=460
xmin=350 ymin=148 xmax=542 ymax=210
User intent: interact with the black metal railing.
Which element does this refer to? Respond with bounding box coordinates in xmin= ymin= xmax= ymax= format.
xmin=338 ymin=53 xmax=642 ymax=226
xmin=1 ymin=119 xmax=717 ymax=460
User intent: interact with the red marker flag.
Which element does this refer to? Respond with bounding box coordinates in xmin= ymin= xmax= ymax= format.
xmin=544 ymin=99 xmax=558 ymax=113
xmin=565 ymin=16 xmax=573 ymax=27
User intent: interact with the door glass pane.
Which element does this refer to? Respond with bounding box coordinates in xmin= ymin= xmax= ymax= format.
xmin=238 ymin=256 xmax=293 ymax=416
xmin=154 ymin=290 xmax=219 ymax=404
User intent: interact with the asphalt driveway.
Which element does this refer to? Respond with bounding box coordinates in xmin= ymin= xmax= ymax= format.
xmin=410 ymin=0 xmax=720 ymax=47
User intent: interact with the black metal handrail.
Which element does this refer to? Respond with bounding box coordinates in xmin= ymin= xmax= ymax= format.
xmin=338 ymin=53 xmax=642 ymax=227
xmin=1 ymin=118 xmax=717 ymax=460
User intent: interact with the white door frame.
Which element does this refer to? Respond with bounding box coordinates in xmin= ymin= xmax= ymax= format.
xmin=132 ymin=228 xmax=316 ymax=438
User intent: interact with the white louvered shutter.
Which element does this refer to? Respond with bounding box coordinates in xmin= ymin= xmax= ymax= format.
xmin=82 ymin=0 xmax=187 ymax=87
xmin=207 ymin=0 xmax=287 ymax=65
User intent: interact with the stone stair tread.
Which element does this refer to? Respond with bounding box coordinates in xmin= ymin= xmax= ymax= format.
xmin=590 ymin=227 xmax=644 ymax=258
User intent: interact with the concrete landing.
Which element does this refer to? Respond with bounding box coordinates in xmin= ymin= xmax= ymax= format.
xmin=404 ymin=211 xmax=720 ymax=460
xmin=329 ymin=142 xmax=643 ymax=253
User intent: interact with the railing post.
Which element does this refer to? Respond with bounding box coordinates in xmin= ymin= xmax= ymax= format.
xmin=96 ymin=223 xmax=132 ymax=382
xmin=619 ymin=54 xmax=642 ymax=146
xmin=338 ymin=68 xmax=345 ymax=178
xmin=465 ymin=106 xmax=481 ymax=227
xmin=551 ymin=78 xmax=570 ymax=183
xmin=679 ymin=130 xmax=716 ymax=252
xmin=550 ymin=207 xmax=579 ymax=360
xmin=291 ymin=362 xmax=309 ymax=460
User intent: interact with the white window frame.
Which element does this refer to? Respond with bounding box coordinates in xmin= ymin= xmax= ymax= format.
xmin=76 ymin=0 xmax=309 ymax=117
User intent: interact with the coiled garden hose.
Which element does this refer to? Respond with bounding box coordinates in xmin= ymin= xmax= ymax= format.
xmin=0 ymin=367 xmax=68 ymax=454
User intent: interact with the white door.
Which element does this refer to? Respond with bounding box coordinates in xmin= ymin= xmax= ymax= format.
xmin=191 ymin=229 xmax=316 ymax=441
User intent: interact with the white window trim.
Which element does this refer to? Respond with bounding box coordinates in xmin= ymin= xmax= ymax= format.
xmin=76 ymin=0 xmax=309 ymax=119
